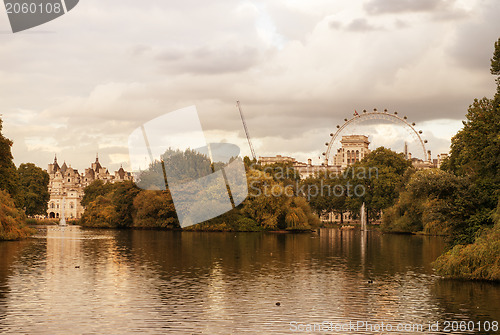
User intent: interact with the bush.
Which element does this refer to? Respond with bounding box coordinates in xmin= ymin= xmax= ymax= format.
xmin=133 ymin=190 xmax=179 ymax=229
xmin=0 ymin=190 xmax=33 ymax=240
xmin=433 ymin=224 xmax=500 ymax=281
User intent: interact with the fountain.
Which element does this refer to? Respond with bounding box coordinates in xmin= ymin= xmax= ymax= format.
xmin=59 ymin=196 xmax=66 ymax=226
xmin=360 ymin=202 xmax=367 ymax=231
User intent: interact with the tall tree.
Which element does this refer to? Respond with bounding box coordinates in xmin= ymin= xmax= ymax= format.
xmin=0 ymin=118 xmax=18 ymax=197
xmin=16 ymin=163 xmax=50 ymax=216
xmin=345 ymin=147 xmax=412 ymax=222
xmin=443 ymin=98 xmax=500 ymax=208
xmin=81 ymin=180 xmax=114 ymax=207
xmin=491 ymin=37 xmax=500 ymax=105
xmin=111 ymin=181 xmax=140 ymax=228
xmin=301 ymin=174 xmax=348 ymax=223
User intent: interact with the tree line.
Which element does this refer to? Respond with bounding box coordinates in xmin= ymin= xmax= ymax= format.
xmin=80 ymin=149 xmax=320 ymax=231
xmin=0 ymin=118 xmax=50 ymax=240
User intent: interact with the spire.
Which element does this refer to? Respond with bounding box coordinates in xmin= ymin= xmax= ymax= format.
xmin=53 ymin=154 xmax=60 ymax=171
xmin=94 ymin=153 xmax=102 ymax=172
xmin=61 ymin=161 xmax=68 ymax=174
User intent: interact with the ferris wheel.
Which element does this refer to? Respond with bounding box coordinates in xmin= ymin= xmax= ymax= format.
xmin=322 ymin=108 xmax=430 ymax=165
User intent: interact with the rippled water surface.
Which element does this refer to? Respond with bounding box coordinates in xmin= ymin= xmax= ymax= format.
xmin=0 ymin=226 xmax=499 ymax=334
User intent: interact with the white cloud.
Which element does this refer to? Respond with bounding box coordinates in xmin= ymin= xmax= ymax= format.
xmin=0 ymin=0 xmax=497 ymax=172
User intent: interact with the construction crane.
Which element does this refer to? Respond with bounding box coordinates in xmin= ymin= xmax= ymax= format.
xmin=236 ymin=100 xmax=257 ymax=161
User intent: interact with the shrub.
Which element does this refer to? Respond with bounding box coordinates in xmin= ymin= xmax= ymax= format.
xmin=0 ymin=190 xmax=33 ymax=240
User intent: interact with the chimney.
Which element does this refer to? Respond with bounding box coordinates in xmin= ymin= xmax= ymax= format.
xmin=308 ymin=158 xmax=312 ymax=166
xmin=427 ymin=150 xmax=431 ymax=162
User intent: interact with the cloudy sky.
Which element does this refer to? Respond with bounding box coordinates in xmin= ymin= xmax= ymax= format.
xmin=1 ymin=0 xmax=499 ymax=172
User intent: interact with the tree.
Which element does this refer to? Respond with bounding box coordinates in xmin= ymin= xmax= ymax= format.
xmin=111 ymin=181 xmax=140 ymax=228
xmin=301 ymin=174 xmax=348 ymax=223
xmin=440 ymin=45 xmax=500 ymax=240
xmin=0 ymin=190 xmax=31 ymax=240
xmin=345 ymin=147 xmax=412 ymax=222
xmin=492 ymin=38 xmax=500 ymax=76
xmin=242 ymin=168 xmax=319 ymax=230
xmin=381 ymin=169 xmax=480 ymax=240
xmin=79 ymin=195 xmax=117 ymax=228
xmin=242 ymin=169 xmax=290 ymax=229
xmin=444 ymin=98 xmax=500 ymax=207
xmin=0 ymin=118 xmax=18 ymax=198
xmin=491 ymin=37 xmax=500 ymax=105
xmin=433 ymin=198 xmax=500 ymax=281
xmin=16 ymin=163 xmax=50 ymax=216
xmin=133 ymin=190 xmax=179 ymax=228
xmin=81 ymin=180 xmax=114 ymax=207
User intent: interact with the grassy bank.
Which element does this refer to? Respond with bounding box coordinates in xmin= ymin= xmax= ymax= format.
xmin=433 ymin=223 xmax=500 ymax=281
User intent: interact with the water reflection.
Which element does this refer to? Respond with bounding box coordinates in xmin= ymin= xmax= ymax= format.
xmin=0 ymin=227 xmax=498 ymax=334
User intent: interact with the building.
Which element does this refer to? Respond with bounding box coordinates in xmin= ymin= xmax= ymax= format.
xmin=259 ymin=155 xmax=297 ymax=166
xmin=47 ymin=156 xmax=133 ymax=219
xmin=259 ymin=135 xmax=372 ymax=179
xmin=332 ymin=135 xmax=371 ymax=169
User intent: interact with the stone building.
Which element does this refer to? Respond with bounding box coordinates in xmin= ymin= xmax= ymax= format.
xmin=259 ymin=135 xmax=372 ymax=179
xmin=331 ymin=135 xmax=371 ymax=169
xmin=47 ymin=156 xmax=133 ymax=219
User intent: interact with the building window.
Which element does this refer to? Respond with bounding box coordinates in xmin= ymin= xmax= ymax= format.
xmin=51 ymin=203 xmax=54 ymax=209
xmin=70 ymin=203 xmax=74 ymax=209
xmin=68 ymin=178 xmax=71 ymax=182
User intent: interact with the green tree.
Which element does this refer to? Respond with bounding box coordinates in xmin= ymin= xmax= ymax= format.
xmin=0 ymin=118 xmax=18 ymax=198
xmin=492 ymin=38 xmax=500 ymax=76
xmin=301 ymin=174 xmax=348 ymax=223
xmin=111 ymin=181 xmax=140 ymax=228
xmin=133 ymin=190 xmax=179 ymax=228
xmin=345 ymin=147 xmax=411 ymax=222
xmin=381 ymin=169 xmax=480 ymax=240
xmin=433 ymin=198 xmax=500 ymax=281
xmin=491 ymin=37 xmax=500 ymax=105
xmin=438 ymin=39 xmax=500 ymax=245
xmin=444 ymin=98 xmax=500 ymax=206
xmin=81 ymin=180 xmax=114 ymax=207
xmin=16 ymin=163 xmax=50 ymax=216
xmin=79 ymin=195 xmax=117 ymax=228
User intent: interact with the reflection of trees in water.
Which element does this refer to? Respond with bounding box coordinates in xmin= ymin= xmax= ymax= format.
xmin=0 ymin=240 xmax=38 ymax=326
xmin=431 ymin=280 xmax=500 ymax=324
xmin=112 ymin=229 xmax=448 ymax=287
xmin=317 ymin=229 xmax=446 ymax=277
xmin=118 ymin=229 xmax=460 ymax=327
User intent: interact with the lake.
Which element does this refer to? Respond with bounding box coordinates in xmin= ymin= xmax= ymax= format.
xmin=0 ymin=226 xmax=499 ymax=334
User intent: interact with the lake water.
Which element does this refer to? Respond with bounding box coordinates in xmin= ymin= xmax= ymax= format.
xmin=0 ymin=226 xmax=499 ymax=334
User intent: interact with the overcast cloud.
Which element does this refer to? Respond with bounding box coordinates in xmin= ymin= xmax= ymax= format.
xmin=0 ymin=0 xmax=499 ymax=171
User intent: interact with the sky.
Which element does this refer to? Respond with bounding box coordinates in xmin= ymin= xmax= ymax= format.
xmin=1 ymin=0 xmax=499 ymax=172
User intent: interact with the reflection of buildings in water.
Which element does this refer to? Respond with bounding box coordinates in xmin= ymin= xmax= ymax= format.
xmin=205 ymin=262 xmax=229 ymax=330
xmin=360 ymin=230 xmax=367 ymax=273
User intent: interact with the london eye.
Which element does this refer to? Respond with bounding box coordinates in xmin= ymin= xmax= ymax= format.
xmin=322 ymin=109 xmax=429 ymax=165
